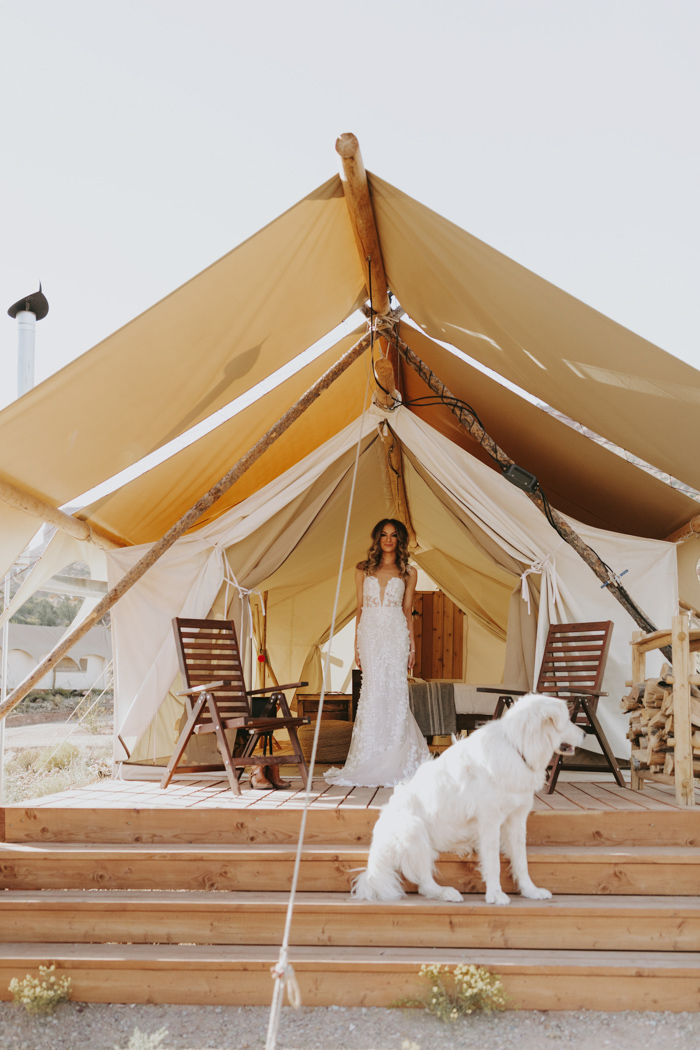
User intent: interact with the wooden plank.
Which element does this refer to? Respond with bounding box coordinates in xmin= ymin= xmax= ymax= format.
xmin=432 ymin=591 xmax=444 ymax=679
xmin=571 ymin=783 xmax=645 ymax=812
xmin=1 ymin=942 xmax=699 ymax=1009
xmin=371 ymin=788 xmax=393 ymax=808
xmin=2 ymin=890 xmax=699 ymax=952
xmin=673 ymin=615 xmax=696 ymax=807
xmin=412 ymin=592 xmax=423 ymax=679
xmin=553 ymin=784 xmax=609 ymax=811
xmin=453 ymin=603 xmax=464 ymax=680
xmin=537 ymin=789 xmax=582 ymax=811
xmin=591 ymin=783 xmax=677 ymax=812
xmin=2 ymin=842 xmax=699 ymax=895
xmin=339 ymin=787 xmax=378 ymax=809
xmin=443 ymin=592 xmax=454 ymax=678
xmin=421 ymin=593 xmax=433 ymax=679
xmin=638 ymin=781 xmax=700 ymax=806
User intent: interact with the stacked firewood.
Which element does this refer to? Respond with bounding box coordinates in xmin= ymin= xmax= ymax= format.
xmin=621 ymin=664 xmax=700 ymax=777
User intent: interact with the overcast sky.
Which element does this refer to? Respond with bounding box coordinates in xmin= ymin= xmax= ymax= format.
xmin=1 ymin=0 xmax=698 ymax=423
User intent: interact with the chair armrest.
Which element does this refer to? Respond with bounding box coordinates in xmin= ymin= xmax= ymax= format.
xmin=177 ymin=681 xmax=226 ymax=696
xmin=476 ymin=686 xmax=527 ymax=696
xmin=247 ymin=682 xmax=308 ymax=695
xmin=565 ymin=689 xmax=607 ymax=698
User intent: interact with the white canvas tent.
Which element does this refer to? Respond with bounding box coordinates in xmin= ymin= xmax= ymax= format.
xmin=1 ymin=151 xmax=699 ymax=771
xmin=101 ymin=401 xmax=677 ymax=766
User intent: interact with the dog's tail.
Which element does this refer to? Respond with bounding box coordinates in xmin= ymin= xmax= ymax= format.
xmin=351 ymin=859 xmax=405 ymax=901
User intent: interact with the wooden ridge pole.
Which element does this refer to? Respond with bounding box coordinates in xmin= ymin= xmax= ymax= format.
xmin=336 ymin=133 xmax=399 ymax=408
xmin=0 ymin=320 xmax=386 ymax=722
xmin=0 ymin=476 xmax=122 ymax=551
xmin=390 ymin=322 xmax=669 ymax=654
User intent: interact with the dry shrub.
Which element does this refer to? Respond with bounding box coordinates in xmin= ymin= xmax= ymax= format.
xmin=9 ymin=964 xmax=71 ymax=1015
xmin=399 ymin=963 xmax=507 ymax=1022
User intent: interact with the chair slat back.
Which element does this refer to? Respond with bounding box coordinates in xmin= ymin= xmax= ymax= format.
xmin=174 ymin=617 xmax=250 ymax=724
xmin=535 ymin=621 xmax=613 ymax=699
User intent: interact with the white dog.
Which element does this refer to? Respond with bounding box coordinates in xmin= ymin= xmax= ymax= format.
xmin=353 ymin=693 xmax=585 ymax=905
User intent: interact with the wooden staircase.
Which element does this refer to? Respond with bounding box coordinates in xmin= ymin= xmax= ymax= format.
xmin=1 ymin=790 xmax=699 ymax=1011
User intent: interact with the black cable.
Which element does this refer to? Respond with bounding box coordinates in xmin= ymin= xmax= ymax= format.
xmin=368 ymin=328 xmax=503 ymax=468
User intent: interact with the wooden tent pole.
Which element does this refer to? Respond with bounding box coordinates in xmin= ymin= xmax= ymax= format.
xmin=391 ymin=325 xmax=669 ymax=652
xmin=380 ymin=424 xmax=417 ymax=549
xmin=336 ymin=133 xmax=399 ymax=408
xmin=0 ymin=476 xmax=121 ymax=551
xmin=666 ymin=514 xmax=700 ymax=544
xmin=0 ymin=320 xmax=387 ymax=722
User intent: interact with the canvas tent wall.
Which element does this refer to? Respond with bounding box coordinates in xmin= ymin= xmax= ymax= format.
xmin=0 ymin=163 xmax=698 ymax=769
xmin=102 ymin=401 xmax=677 ymax=769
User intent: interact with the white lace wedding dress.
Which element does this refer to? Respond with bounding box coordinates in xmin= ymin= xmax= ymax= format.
xmin=325 ymin=574 xmax=430 ymax=788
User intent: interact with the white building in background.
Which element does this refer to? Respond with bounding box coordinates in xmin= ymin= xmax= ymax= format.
xmin=0 ymin=624 xmax=111 ymax=692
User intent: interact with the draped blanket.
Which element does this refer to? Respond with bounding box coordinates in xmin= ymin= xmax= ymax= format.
xmin=409 ymin=681 xmax=456 ymax=736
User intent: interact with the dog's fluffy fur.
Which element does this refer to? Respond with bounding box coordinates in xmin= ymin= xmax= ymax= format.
xmin=353 ymin=693 xmax=585 ymax=905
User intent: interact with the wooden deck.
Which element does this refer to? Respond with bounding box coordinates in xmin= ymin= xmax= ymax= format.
xmin=1 ymin=771 xmax=699 ymax=1011
xmin=6 ymin=768 xmax=699 ymax=814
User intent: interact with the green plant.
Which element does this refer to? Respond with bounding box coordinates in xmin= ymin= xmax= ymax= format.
xmin=116 ymin=1027 xmax=169 ymax=1050
xmin=400 ymin=963 xmax=507 ymax=1022
xmin=9 ymin=964 xmax=71 ymax=1015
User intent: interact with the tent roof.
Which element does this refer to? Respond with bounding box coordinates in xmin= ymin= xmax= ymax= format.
xmin=370 ymin=173 xmax=700 ymax=494
xmin=79 ymin=325 xmax=372 ymax=545
xmin=0 ymin=175 xmax=363 ymax=506
xmin=81 ymin=316 xmax=700 ymax=546
xmin=399 ymin=322 xmax=698 ymax=538
xmin=0 ymin=161 xmax=698 ymax=557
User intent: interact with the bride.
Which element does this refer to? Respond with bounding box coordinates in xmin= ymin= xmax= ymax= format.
xmin=325 ymin=519 xmax=430 ymax=788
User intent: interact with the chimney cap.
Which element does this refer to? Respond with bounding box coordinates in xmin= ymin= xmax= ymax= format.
xmin=8 ymin=284 xmax=49 ymax=321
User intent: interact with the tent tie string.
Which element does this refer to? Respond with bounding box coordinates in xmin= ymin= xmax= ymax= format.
xmin=520 ymin=542 xmax=564 ymax=615
xmin=370 ymin=312 xmax=398 ymax=354
xmin=214 ymin=548 xmax=265 ymax=637
xmin=264 ymin=369 xmax=372 ymax=1050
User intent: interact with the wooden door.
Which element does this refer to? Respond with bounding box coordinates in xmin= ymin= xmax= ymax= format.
xmin=412 ymin=591 xmax=464 ymax=680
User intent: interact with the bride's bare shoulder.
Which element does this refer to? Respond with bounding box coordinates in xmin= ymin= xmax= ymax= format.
xmin=356 ymin=560 xmax=368 ymax=573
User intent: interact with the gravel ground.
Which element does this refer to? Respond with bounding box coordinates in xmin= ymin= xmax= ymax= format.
xmin=1 ymin=1003 xmax=699 ymax=1050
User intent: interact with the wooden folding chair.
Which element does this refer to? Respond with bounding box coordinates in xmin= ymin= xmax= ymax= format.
xmin=477 ymin=621 xmax=624 ymax=792
xmin=160 ymin=617 xmax=310 ymax=794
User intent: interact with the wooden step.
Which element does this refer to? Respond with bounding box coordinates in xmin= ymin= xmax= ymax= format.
xmin=1 ymin=842 xmax=698 ymax=894
xmin=1 ymin=942 xmax=699 ymax=1011
xmin=5 ymin=802 xmax=700 ymax=847
xmin=1 ymin=890 xmax=698 ymax=952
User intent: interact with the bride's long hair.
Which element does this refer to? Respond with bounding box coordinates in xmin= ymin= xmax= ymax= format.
xmin=359 ymin=519 xmax=411 ymax=578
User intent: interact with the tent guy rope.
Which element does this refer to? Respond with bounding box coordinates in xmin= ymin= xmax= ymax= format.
xmin=264 ymin=363 xmax=372 ymax=1050
xmin=0 ymin=313 xmax=399 ymax=724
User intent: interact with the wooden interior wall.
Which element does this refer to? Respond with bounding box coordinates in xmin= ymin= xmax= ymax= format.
xmin=412 ymin=591 xmax=464 ymax=680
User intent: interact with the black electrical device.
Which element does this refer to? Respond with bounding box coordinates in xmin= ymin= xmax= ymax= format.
xmin=503 ymin=464 xmax=539 ymax=494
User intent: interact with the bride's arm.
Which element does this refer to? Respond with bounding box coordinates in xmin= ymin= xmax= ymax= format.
xmin=403 ymin=565 xmax=418 ymax=671
xmin=354 ymin=566 xmax=364 ymax=669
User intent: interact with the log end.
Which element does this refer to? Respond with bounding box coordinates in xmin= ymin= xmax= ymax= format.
xmin=336 ymin=132 xmax=360 ymax=159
